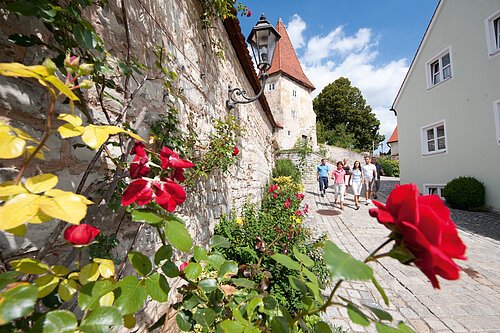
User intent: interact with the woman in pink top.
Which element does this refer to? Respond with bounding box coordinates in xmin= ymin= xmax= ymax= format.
xmin=332 ymin=161 xmax=346 ymax=210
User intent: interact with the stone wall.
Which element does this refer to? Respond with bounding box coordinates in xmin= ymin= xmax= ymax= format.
xmin=0 ymin=0 xmax=276 ymax=330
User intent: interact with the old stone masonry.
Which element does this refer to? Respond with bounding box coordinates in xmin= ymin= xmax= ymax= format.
xmin=302 ymin=176 xmax=500 ymax=332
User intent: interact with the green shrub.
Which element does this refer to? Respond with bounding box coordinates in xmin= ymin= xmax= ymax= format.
xmin=272 ymin=158 xmax=302 ymax=183
xmin=443 ymin=176 xmax=485 ymax=210
xmin=379 ymin=158 xmax=399 ymax=177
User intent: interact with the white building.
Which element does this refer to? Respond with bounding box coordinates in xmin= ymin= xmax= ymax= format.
xmin=265 ymin=19 xmax=317 ymax=151
xmin=391 ymin=0 xmax=500 ymax=211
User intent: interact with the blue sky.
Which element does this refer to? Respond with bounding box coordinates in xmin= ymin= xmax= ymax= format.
xmin=238 ymin=0 xmax=439 ymax=152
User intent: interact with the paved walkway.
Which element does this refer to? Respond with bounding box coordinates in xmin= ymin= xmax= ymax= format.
xmin=303 ymin=177 xmax=500 ymax=332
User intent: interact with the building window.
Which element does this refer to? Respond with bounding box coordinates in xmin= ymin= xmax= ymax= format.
xmin=292 ymin=90 xmax=297 ymax=97
xmin=421 ymin=121 xmax=447 ymax=155
xmin=427 ymin=48 xmax=452 ymax=88
xmin=485 ymin=10 xmax=500 ymax=57
xmin=268 ymin=83 xmax=275 ymax=91
xmin=423 ymin=184 xmax=445 ymax=199
xmin=288 ymin=131 xmax=291 ymax=136
xmin=494 ymin=99 xmax=500 ymax=145
xmin=291 ymin=110 xmax=296 ymax=119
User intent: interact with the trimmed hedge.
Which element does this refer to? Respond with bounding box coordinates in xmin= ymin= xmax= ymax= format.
xmin=443 ymin=176 xmax=485 ymax=210
xmin=272 ymin=159 xmax=302 ymax=183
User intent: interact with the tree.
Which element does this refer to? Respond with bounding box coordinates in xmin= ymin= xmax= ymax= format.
xmin=313 ymin=77 xmax=384 ymax=151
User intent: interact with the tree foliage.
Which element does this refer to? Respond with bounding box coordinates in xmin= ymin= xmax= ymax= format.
xmin=314 ymin=77 xmax=384 ymax=150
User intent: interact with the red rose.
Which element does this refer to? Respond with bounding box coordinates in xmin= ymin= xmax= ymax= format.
xmin=284 ymin=198 xmax=291 ymax=209
xmin=121 ymin=178 xmax=186 ymax=212
xmin=272 ymin=193 xmax=278 ymax=199
xmin=232 ymin=146 xmax=239 ymax=156
xmin=295 ymin=193 xmax=305 ymax=201
xmin=64 ymin=224 xmax=100 ymax=245
xmin=246 ymin=9 xmax=252 ymax=17
xmin=369 ymin=184 xmax=466 ymax=289
xmin=130 ymin=154 xmax=150 ymax=179
xmin=268 ymin=184 xmax=279 ymax=193
xmin=179 ymin=261 xmax=189 ymax=272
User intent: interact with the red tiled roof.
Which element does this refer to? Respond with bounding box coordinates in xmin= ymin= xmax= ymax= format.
xmin=268 ymin=18 xmax=315 ymax=91
xmin=387 ymin=126 xmax=398 ymax=143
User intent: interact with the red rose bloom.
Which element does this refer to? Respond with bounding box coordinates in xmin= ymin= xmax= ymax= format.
xmin=272 ymin=193 xmax=278 ymax=199
xmin=121 ymin=178 xmax=186 ymax=212
xmin=246 ymin=9 xmax=252 ymax=17
xmin=294 ymin=210 xmax=303 ymax=216
xmin=295 ymin=193 xmax=305 ymax=201
xmin=369 ymin=184 xmax=467 ymax=289
xmin=130 ymin=154 xmax=150 ymax=179
xmin=64 ymin=224 xmax=100 ymax=245
xmin=284 ymin=198 xmax=291 ymax=209
xmin=232 ymin=146 xmax=239 ymax=156
xmin=268 ymin=184 xmax=279 ymax=193
xmin=179 ymin=261 xmax=189 ymax=272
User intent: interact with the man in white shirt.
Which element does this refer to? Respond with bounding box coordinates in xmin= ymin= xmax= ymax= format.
xmin=361 ymin=155 xmax=377 ymax=205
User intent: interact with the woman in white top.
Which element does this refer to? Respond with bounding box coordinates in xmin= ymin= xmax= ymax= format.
xmin=348 ymin=161 xmax=364 ymax=210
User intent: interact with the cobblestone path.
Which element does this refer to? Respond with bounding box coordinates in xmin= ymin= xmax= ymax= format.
xmin=303 ymin=177 xmax=500 ymax=332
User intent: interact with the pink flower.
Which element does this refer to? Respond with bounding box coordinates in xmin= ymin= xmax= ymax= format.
xmin=179 ymin=261 xmax=189 ymax=272
xmin=284 ymin=198 xmax=291 ymax=209
xmin=304 ymin=204 xmax=309 ymax=214
xmin=268 ymin=184 xmax=279 ymax=193
xmin=246 ymin=9 xmax=252 ymax=17
xmin=232 ymin=146 xmax=239 ymax=156
xmin=121 ymin=178 xmax=186 ymax=212
xmin=272 ymin=193 xmax=278 ymax=199
xmin=295 ymin=193 xmax=305 ymax=201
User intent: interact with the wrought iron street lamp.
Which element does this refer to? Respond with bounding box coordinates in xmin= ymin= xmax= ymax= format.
xmin=226 ymin=14 xmax=281 ymax=109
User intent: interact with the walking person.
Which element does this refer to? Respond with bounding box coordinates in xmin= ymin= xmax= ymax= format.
xmin=332 ymin=161 xmax=346 ymax=210
xmin=348 ymin=160 xmax=364 ymax=210
xmin=342 ymin=158 xmax=351 ymax=188
xmin=316 ymin=159 xmax=329 ymax=197
xmin=371 ymin=157 xmax=385 ymax=199
xmin=361 ymin=155 xmax=377 ymax=205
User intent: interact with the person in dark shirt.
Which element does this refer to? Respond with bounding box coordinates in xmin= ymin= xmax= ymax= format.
xmin=371 ymin=157 xmax=385 ymax=199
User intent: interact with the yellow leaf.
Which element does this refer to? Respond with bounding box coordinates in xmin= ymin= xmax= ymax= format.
xmin=10 ymin=258 xmax=49 ymax=274
xmin=94 ymin=258 xmax=115 ymax=278
xmin=57 ymin=124 xmax=85 ymax=138
xmin=25 ymin=173 xmax=58 ymax=194
xmin=25 ymin=146 xmax=46 ymax=160
xmin=123 ymin=314 xmax=136 ymax=329
xmin=44 ymin=189 xmax=93 ymax=204
xmin=34 ymin=274 xmax=60 ymax=298
xmin=58 ymin=279 xmax=78 ymax=302
xmin=39 ymin=193 xmax=90 ymax=225
xmin=0 ymin=193 xmax=40 ymax=230
xmin=5 ymin=224 xmax=27 ymax=237
xmin=0 ymin=184 xmax=27 ymax=197
xmin=0 ymin=131 xmax=26 ymax=158
xmin=0 ymin=63 xmax=49 ymax=79
xmin=99 ymin=291 xmax=115 ymax=306
xmin=26 ymin=210 xmax=53 ymax=224
xmin=79 ymin=263 xmax=100 ymax=285
xmin=68 ymin=272 xmax=79 ymax=280
xmin=44 ymin=75 xmax=79 ymax=101
xmin=50 ymin=265 xmax=70 ymax=277
xmin=58 ymin=114 xmax=83 ymax=127
xmin=12 ymin=127 xmax=38 ymax=143
xmin=81 ymin=125 xmax=143 ymax=150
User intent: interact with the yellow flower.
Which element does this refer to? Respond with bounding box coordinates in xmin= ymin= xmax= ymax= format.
xmin=235 ymin=217 xmax=243 ymax=225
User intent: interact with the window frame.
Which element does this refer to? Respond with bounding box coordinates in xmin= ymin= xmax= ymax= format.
xmin=485 ymin=9 xmax=500 ymax=58
xmin=421 ymin=120 xmax=448 ymax=156
xmin=494 ymin=99 xmax=500 ymax=146
xmin=292 ymin=89 xmax=297 ymax=97
xmin=268 ymin=83 xmax=275 ymax=91
xmin=425 ymin=47 xmax=453 ymax=89
xmin=423 ymin=184 xmax=446 ymax=199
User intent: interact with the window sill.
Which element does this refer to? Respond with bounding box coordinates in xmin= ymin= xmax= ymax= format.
xmin=488 ymin=49 xmax=500 ymax=59
xmin=427 ymin=76 xmax=453 ymax=90
xmin=422 ymin=149 xmax=447 ymax=157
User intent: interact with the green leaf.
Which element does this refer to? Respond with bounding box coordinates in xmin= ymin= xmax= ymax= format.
xmin=246 ymin=297 xmax=262 ymax=319
xmin=271 ymin=253 xmax=301 ymax=271
xmin=79 ymin=307 xmax=123 ymax=333
xmin=6 ymin=2 xmax=39 ymax=16
xmin=8 ymin=33 xmax=42 ymax=47
xmin=218 ymin=260 xmax=238 ymax=279
xmin=161 ymin=261 xmax=179 ymax=278
xmin=128 ymin=251 xmax=152 ymax=277
xmin=371 ymin=276 xmax=389 ymax=306
xmin=58 ymin=279 xmax=78 ymax=302
xmin=366 ymin=305 xmax=393 ymax=321
xmin=324 ymin=240 xmax=373 ymax=280
xmin=154 ymin=245 xmax=173 ymax=265
xmin=231 ymin=278 xmax=256 ymax=289
xmin=34 ymin=274 xmax=60 ymax=298
xmin=206 ymin=253 xmax=225 ymax=270
xmin=306 ymin=281 xmax=323 ymax=303
xmin=10 ymin=258 xmax=49 ymax=274
xmin=0 ymin=271 xmax=19 ymax=290
xmin=176 ymin=310 xmax=193 ymax=332
xmin=210 ymin=235 xmax=230 ymax=248
xmin=32 ymin=310 xmax=78 ymax=333
xmin=289 ymin=276 xmax=307 ymax=294
xmin=347 ymin=303 xmax=370 ymax=327
xmin=182 ymin=293 xmax=203 ymax=310
xmin=145 ymin=273 xmax=170 ymax=302
xmin=293 ymin=246 xmax=314 ymax=267
xmin=270 ymin=317 xmax=289 ymax=333
xmin=73 ymin=25 xmax=96 ymax=51
xmin=375 ymin=322 xmax=402 ymax=333
xmin=302 ymin=267 xmax=319 ymax=285
xmin=193 ymin=246 xmax=207 ymax=262
xmin=220 ymin=320 xmax=245 ymax=333
xmin=192 ymin=308 xmax=216 ymax=328
xmin=397 ymin=322 xmax=416 ymax=333
xmin=164 ymin=219 xmax=192 ymax=252
xmin=114 ymin=276 xmax=148 ymax=315
xmin=198 ymin=279 xmax=217 ymax=293
xmin=78 ymin=280 xmax=114 ymax=311
xmin=263 ymin=296 xmax=277 ymax=311
xmin=5 ymin=224 xmax=27 ymax=237
xmin=388 ymin=245 xmax=415 ymax=265
xmin=183 ymin=262 xmax=202 ymax=281
xmin=0 ymin=283 xmax=37 ymax=326
xmin=131 ymin=210 xmax=163 ymax=224
xmin=314 ymin=321 xmax=333 ymax=333
xmin=79 ymin=263 xmax=100 ymax=285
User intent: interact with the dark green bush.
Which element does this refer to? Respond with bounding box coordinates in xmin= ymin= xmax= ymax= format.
xmin=443 ymin=176 xmax=485 ymax=210
xmin=272 ymin=158 xmax=302 ymax=183
xmin=378 ymin=158 xmax=399 ymax=177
